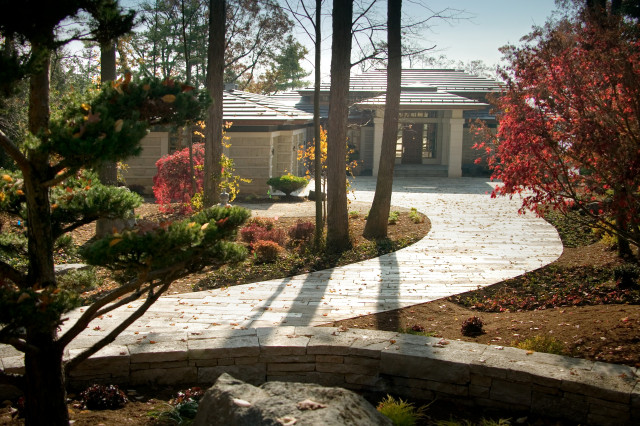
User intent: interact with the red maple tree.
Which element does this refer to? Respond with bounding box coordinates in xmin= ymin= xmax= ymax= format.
xmin=476 ymin=16 xmax=640 ymax=256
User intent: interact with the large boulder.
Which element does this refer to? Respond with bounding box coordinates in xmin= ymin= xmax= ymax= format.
xmin=194 ymin=373 xmax=392 ymax=426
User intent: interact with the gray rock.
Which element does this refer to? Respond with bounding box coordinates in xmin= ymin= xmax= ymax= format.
xmin=54 ymin=263 xmax=90 ymax=275
xmin=194 ymin=373 xmax=392 ymax=426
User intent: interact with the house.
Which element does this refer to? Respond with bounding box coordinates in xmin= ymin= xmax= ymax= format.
xmin=122 ymin=89 xmax=312 ymax=195
xmin=123 ymin=69 xmax=501 ymax=195
xmin=276 ymin=68 xmax=502 ymax=178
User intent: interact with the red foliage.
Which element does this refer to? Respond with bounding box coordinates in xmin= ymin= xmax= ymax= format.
xmin=476 ymin=17 xmax=640 ymax=251
xmin=240 ymin=223 xmax=286 ymax=246
xmin=288 ymin=220 xmax=315 ymax=242
xmin=253 ymin=240 xmax=282 ymax=263
xmin=153 ymin=143 xmax=204 ymax=214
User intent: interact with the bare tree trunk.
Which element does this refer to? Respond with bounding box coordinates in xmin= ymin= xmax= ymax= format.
xmin=187 ymin=125 xmax=196 ymax=195
xmin=204 ymin=0 xmax=226 ymax=207
xmin=326 ymin=0 xmax=353 ymax=252
xmin=25 ymin=39 xmax=70 ymax=426
xmin=96 ymin=40 xmax=119 ymax=237
xmin=24 ymin=330 xmax=67 ymax=425
xmin=363 ymin=0 xmax=402 ymax=239
xmin=180 ymin=0 xmax=192 ymax=84
xmin=313 ymin=0 xmax=323 ymax=248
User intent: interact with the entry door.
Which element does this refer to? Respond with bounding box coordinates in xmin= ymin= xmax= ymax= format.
xmin=401 ymin=123 xmax=423 ymax=164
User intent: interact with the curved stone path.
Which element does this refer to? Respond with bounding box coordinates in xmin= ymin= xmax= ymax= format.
xmin=57 ymin=177 xmax=562 ymax=346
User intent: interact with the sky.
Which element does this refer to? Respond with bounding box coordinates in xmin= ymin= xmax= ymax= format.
xmin=118 ymin=0 xmax=562 ymax=79
xmin=294 ymin=0 xmax=561 ymax=78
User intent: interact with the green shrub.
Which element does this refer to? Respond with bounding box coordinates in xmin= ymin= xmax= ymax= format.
xmin=377 ymin=395 xmax=425 ymax=426
xmin=516 ymin=335 xmax=566 ymax=355
xmin=57 ymin=267 xmax=101 ymax=294
xmin=349 ymin=210 xmax=360 ymax=218
xmin=388 ymin=211 xmax=400 ymax=225
xmin=408 ymin=207 xmax=423 ymax=224
xmin=613 ymin=263 xmax=640 ymax=289
xmin=267 ymin=174 xmax=308 ymax=196
xmin=253 ymin=240 xmax=283 ymax=263
xmin=148 ymin=386 xmax=204 ymax=425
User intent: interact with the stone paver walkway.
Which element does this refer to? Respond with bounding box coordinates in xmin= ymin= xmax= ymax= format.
xmin=57 ymin=177 xmax=562 ymax=347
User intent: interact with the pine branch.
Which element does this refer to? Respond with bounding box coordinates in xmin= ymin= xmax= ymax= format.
xmin=0 ymin=260 xmax=27 ymax=289
xmin=56 ymin=274 xmax=147 ymax=348
xmin=57 ymin=263 xmax=186 ymax=348
xmin=0 ymin=130 xmax=29 ymax=173
xmin=64 ymin=279 xmax=172 ymax=375
xmin=41 ymin=168 xmax=76 ymax=188
xmin=0 ymin=327 xmax=36 ymax=354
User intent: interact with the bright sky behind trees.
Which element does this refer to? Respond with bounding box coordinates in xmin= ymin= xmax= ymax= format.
xmin=117 ymin=0 xmax=560 ymax=78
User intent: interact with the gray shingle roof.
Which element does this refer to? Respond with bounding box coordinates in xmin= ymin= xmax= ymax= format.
xmin=223 ymin=90 xmax=312 ymax=123
xmin=298 ymin=68 xmax=503 ymax=94
xmin=357 ymin=90 xmax=487 ymax=109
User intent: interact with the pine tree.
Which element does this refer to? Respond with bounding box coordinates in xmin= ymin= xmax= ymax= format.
xmin=0 ymin=2 xmax=249 ymax=424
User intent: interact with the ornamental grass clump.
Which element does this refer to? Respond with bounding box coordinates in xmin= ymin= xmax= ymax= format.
xmin=376 ymin=395 xmax=426 ymax=426
xmin=516 ymin=335 xmax=566 ymax=355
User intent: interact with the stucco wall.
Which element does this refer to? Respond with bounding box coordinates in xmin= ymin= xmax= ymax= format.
xmin=122 ymin=132 xmax=169 ymax=193
xmin=227 ymin=134 xmax=272 ymax=196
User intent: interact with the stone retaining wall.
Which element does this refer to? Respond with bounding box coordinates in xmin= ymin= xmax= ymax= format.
xmin=3 ymin=327 xmax=638 ymax=425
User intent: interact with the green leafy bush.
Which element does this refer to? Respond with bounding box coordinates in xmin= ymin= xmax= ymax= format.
xmin=613 ymin=264 xmax=640 ymax=289
xmin=57 ymin=267 xmax=101 ymax=294
xmin=267 ymin=174 xmax=308 ymax=196
xmin=253 ymin=240 xmax=283 ymax=263
xmin=349 ymin=210 xmax=360 ymax=218
xmin=377 ymin=395 xmax=425 ymax=426
xmin=409 ymin=207 xmax=423 ymax=224
xmin=388 ymin=211 xmax=400 ymax=225
xmin=516 ymin=335 xmax=566 ymax=355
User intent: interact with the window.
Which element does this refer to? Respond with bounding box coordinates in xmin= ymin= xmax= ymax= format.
xmin=422 ymin=124 xmax=437 ymax=158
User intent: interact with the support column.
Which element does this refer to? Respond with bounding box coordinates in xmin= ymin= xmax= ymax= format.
xmin=372 ymin=113 xmax=384 ymax=177
xmin=448 ymin=110 xmax=464 ymax=178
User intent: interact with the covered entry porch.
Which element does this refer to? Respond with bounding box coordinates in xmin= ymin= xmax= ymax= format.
xmin=358 ymin=86 xmax=487 ymax=178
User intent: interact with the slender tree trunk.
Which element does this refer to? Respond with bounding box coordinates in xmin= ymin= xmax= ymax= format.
xmin=204 ymin=0 xmax=226 ymax=207
xmin=615 ymin=188 xmax=633 ymax=258
xmin=96 ymin=40 xmax=119 ymax=237
xmin=187 ymin=126 xmax=196 ymax=195
xmin=25 ymin=40 xmax=70 ymax=426
xmin=313 ymin=0 xmax=323 ymax=248
xmin=326 ymin=0 xmax=353 ymax=252
xmin=363 ymin=0 xmax=402 ymax=239
xmin=181 ymin=0 xmax=192 ymax=85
